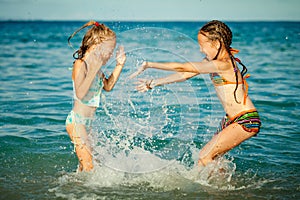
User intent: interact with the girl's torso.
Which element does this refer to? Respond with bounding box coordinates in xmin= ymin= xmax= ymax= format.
xmin=210 ymin=70 xmax=256 ymax=118
xmin=72 ymin=71 xmax=104 ymax=117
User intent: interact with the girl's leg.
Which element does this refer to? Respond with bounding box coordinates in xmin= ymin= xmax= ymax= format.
xmin=198 ymin=123 xmax=257 ymax=166
xmin=66 ymin=124 xmax=93 ymax=171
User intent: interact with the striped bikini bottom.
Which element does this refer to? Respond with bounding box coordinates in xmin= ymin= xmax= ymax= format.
xmin=216 ymin=109 xmax=261 ymax=134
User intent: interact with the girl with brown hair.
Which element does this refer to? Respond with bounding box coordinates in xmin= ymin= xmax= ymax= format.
xmin=130 ymin=20 xmax=261 ymax=167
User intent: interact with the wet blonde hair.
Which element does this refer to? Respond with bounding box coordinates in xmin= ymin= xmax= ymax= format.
xmin=68 ymin=20 xmax=116 ymax=59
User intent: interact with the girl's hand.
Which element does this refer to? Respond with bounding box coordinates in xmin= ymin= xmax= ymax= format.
xmin=135 ymin=79 xmax=154 ymax=92
xmin=129 ymin=61 xmax=148 ymax=79
xmin=116 ymin=45 xmax=126 ymax=66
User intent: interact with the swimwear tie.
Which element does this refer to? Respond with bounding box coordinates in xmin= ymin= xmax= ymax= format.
xmin=243 ymin=74 xmax=250 ymax=105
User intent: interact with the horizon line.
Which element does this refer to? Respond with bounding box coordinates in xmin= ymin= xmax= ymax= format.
xmin=1 ymin=19 xmax=300 ymax=23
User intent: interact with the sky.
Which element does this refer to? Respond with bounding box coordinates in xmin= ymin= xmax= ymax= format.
xmin=0 ymin=0 xmax=299 ymax=21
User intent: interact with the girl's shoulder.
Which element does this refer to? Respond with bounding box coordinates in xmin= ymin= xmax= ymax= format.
xmin=72 ymin=59 xmax=86 ymax=80
xmin=73 ymin=58 xmax=84 ymax=66
xmin=212 ymin=59 xmax=232 ymax=72
xmin=73 ymin=59 xmax=87 ymax=70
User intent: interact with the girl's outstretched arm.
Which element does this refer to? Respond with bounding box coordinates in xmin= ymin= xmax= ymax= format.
xmin=146 ymin=60 xmax=221 ymax=73
xmin=129 ymin=61 xmax=194 ymax=79
xmin=103 ymin=46 xmax=126 ymax=91
xmin=135 ymin=72 xmax=199 ymax=92
xmin=129 ymin=58 xmax=223 ymax=79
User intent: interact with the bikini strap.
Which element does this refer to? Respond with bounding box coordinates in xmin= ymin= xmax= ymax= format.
xmin=243 ymin=74 xmax=250 ymax=105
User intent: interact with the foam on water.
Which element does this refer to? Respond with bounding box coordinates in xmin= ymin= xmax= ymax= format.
xmin=51 ymin=151 xmax=272 ymax=200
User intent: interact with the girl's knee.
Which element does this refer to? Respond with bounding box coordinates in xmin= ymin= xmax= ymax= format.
xmin=198 ymin=158 xmax=213 ymax=167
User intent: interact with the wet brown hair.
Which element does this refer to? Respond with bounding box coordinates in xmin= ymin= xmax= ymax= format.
xmin=68 ymin=20 xmax=116 ymax=59
xmin=199 ymin=20 xmax=248 ymax=104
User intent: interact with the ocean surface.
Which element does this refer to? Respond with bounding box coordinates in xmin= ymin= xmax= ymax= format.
xmin=0 ymin=21 xmax=299 ymax=199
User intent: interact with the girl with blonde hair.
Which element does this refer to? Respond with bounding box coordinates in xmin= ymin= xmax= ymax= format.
xmin=66 ymin=21 xmax=126 ymax=172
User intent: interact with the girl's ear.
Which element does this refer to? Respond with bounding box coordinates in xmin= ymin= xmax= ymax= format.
xmin=212 ymin=40 xmax=221 ymax=49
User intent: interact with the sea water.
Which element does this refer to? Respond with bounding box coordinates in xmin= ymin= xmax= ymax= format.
xmin=0 ymin=21 xmax=300 ymax=199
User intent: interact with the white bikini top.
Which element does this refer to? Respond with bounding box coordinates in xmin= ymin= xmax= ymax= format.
xmin=73 ymin=72 xmax=104 ymax=107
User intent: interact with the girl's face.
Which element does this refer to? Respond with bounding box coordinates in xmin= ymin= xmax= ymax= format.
xmin=101 ymin=38 xmax=116 ymax=59
xmin=198 ymin=32 xmax=219 ymax=61
xmin=88 ymin=38 xmax=116 ymax=65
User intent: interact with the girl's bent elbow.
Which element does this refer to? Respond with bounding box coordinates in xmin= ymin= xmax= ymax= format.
xmin=103 ymin=86 xmax=112 ymax=92
xmin=75 ymin=92 xmax=85 ymax=100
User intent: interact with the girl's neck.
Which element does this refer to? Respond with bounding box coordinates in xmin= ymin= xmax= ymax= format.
xmin=217 ymin=48 xmax=231 ymax=61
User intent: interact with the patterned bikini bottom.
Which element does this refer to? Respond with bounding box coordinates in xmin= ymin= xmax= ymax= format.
xmin=216 ymin=109 xmax=261 ymax=134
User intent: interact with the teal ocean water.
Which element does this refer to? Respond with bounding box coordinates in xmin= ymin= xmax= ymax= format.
xmin=0 ymin=21 xmax=300 ymax=199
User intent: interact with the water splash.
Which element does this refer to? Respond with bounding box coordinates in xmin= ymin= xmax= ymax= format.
xmin=50 ymin=151 xmax=271 ymax=200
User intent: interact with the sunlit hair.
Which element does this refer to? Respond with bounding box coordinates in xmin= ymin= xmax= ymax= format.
xmin=199 ymin=20 xmax=248 ymax=104
xmin=68 ymin=20 xmax=116 ymax=59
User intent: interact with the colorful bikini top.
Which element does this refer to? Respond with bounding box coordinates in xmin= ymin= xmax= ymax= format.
xmin=73 ymin=72 xmax=104 ymax=107
xmin=210 ymin=72 xmax=250 ymax=105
